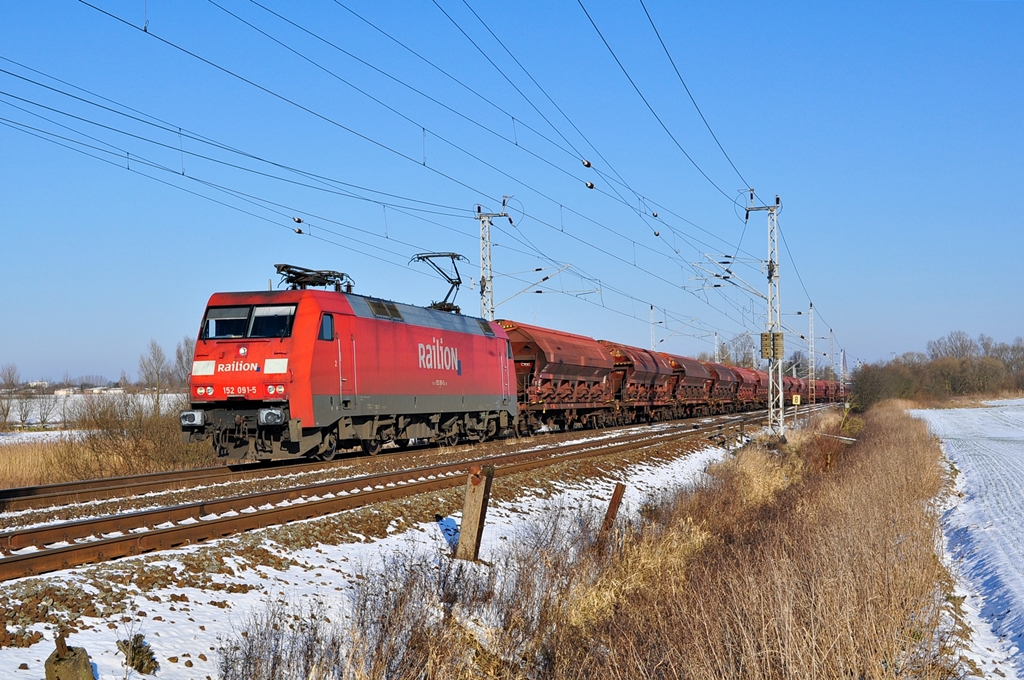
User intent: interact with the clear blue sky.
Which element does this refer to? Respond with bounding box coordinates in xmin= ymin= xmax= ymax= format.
xmin=1 ymin=0 xmax=1021 ymax=381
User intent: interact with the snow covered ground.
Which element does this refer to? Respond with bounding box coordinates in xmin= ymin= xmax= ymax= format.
xmin=0 ymin=439 xmax=728 ymax=679
xmin=913 ymin=400 xmax=1024 ymax=678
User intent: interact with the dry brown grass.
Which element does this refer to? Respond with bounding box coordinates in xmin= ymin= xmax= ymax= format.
xmin=551 ymin=402 xmax=954 ymax=680
xmin=0 ymin=394 xmax=215 ymax=489
xmin=0 ymin=439 xmax=67 ymax=487
xmin=216 ymin=403 xmax=960 ymax=680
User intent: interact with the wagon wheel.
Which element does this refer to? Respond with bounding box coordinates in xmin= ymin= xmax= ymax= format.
xmin=318 ymin=432 xmax=339 ymax=461
xmin=360 ymin=439 xmax=382 ymax=456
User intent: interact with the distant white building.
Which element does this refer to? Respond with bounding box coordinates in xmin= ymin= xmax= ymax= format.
xmin=27 ymin=381 xmax=49 ymax=389
xmin=54 ymin=388 xmax=77 ymax=396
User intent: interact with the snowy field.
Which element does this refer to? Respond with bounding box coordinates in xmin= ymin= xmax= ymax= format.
xmin=913 ymin=400 xmax=1024 ymax=678
xmin=0 ymin=438 xmax=728 ymax=679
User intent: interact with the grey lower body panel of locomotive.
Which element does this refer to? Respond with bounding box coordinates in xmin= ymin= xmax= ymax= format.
xmin=182 ymin=393 xmax=516 ymax=461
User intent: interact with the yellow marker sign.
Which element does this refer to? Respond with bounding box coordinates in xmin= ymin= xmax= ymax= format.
xmin=792 ymin=395 xmax=802 ymax=405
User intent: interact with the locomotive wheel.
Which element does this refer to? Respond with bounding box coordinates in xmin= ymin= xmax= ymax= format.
xmin=394 ymin=438 xmax=411 ymax=450
xmin=442 ymin=432 xmax=459 ymax=448
xmin=360 ymin=439 xmax=382 ymax=456
xmin=318 ymin=432 xmax=339 ymax=461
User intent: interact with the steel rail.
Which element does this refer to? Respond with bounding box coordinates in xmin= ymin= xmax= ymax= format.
xmin=0 ymin=458 xmax=336 ymax=512
xmin=0 ymin=413 xmax=771 ymax=581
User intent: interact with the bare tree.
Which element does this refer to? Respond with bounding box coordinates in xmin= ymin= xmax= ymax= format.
xmin=59 ymin=393 xmax=73 ymax=427
xmin=785 ymin=350 xmax=808 ymax=378
xmin=138 ymin=340 xmax=171 ymax=416
xmin=15 ymin=395 xmax=32 ymax=428
xmin=927 ymin=330 xmax=979 ymax=360
xmin=725 ymin=332 xmax=756 ymax=368
xmin=0 ymin=363 xmax=20 ymax=428
xmin=174 ymin=336 xmax=196 ymax=388
xmin=36 ymin=391 xmax=58 ymax=426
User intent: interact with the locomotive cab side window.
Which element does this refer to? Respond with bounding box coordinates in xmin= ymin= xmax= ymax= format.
xmin=318 ymin=314 xmax=334 ymax=341
xmin=248 ymin=305 xmax=297 ymax=338
xmin=202 ymin=306 xmax=249 ymax=339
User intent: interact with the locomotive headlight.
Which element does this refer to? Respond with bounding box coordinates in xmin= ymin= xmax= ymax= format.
xmin=258 ymin=408 xmax=285 ymax=426
xmin=180 ymin=410 xmax=206 ymax=427
xmin=275 ymin=385 xmax=285 ymax=394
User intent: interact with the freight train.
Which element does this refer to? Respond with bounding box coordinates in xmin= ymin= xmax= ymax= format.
xmin=180 ymin=265 xmax=844 ymax=461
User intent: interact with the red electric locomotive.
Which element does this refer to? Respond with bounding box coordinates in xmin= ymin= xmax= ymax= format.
xmin=181 ymin=266 xmax=516 ymax=460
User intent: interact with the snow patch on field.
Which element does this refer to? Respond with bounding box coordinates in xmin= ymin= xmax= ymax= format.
xmin=913 ymin=400 xmax=1024 ymax=678
xmin=0 ymin=430 xmax=86 ymax=446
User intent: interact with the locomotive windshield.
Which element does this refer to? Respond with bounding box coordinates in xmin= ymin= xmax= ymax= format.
xmin=248 ymin=305 xmax=297 ymax=338
xmin=202 ymin=306 xmax=249 ymax=339
xmin=201 ymin=304 xmax=297 ymax=339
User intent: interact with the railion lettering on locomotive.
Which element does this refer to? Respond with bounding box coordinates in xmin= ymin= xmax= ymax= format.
xmin=216 ymin=360 xmax=261 ymax=373
xmin=418 ymin=337 xmax=462 ymax=375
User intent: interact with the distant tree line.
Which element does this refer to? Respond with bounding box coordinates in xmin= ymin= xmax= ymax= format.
xmin=0 ymin=336 xmax=195 ymax=429
xmin=853 ymin=331 xmax=1024 ymax=408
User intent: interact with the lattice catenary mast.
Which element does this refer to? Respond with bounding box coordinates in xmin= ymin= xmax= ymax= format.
xmin=476 ymin=198 xmax=512 ymax=321
xmin=748 ymin=191 xmax=785 ymax=439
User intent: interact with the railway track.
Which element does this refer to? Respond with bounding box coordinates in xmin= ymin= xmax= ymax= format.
xmin=0 ymin=406 xmax=830 ymax=581
xmin=0 ymin=413 xmax=752 ymax=513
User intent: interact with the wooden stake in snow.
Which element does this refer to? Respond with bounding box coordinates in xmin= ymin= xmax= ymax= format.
xmin=455 ymin=465 xmax=494 ymax=561
xmin=600 ymin=482 xmax=626 ymax=539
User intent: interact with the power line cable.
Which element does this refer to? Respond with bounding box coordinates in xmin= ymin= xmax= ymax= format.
xmin=40 ymin=5 xmax=782 ymax=342
xmin=1 ymin=109 xmax=739 ymax=341
xmin=2 ymin=62 xmax=744 ymax=325
xmin=77 ymin=0 xmax=497 ymax=202
xmin=637 ymin=0 xmax=749 ymax=188
xmin=0 ymin=59 xmax=474 ymax=215
xmin=211 ymin=5 xmax=750 ymax=272
xmin=575 ymin=0 xmax=738 ymax=205
xmin=73 ymin=4 xmax=744 ymax=286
